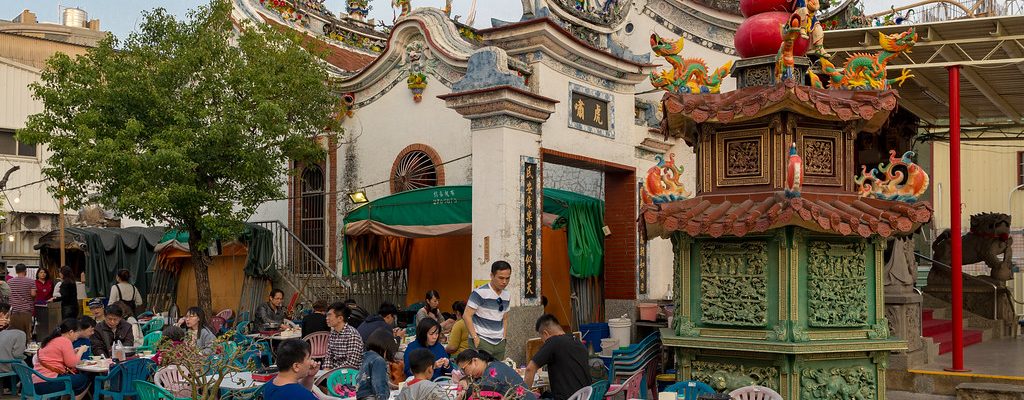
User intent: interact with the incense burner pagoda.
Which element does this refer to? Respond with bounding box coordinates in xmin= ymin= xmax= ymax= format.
xmin=641 ymin=15 xmax=932 ymax=398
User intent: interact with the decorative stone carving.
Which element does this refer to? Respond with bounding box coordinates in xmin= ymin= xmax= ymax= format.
xmin=884 ymin=236 xmax=916 ymax=294
xmin=931 ymin=212 xmax=1013 ymax=284
xmin=807 ymin=241 xmax=868 ymax=327
xmin=452 ymin=47 xmax=527 ymax=92
xmin=726 ymin=140 xmax=762 ymax=177
xmin=691 ymin=361 xmax=779 ymax=392
xmin=868 ymin=318 xmax=889 ymax=339
xmin=799 ymin=366 xmax=876 ymax=400
xmin=699 ymin=242 xmax=768 ymax=327
xmin=803 ymin=139 xmax=834 ymax=175
xmin=678 ymin=320 xmax=701 ymax=337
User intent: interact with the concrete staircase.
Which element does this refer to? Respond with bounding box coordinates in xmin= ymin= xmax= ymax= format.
xmin=921 ymin=308 xmax=984 ymax=354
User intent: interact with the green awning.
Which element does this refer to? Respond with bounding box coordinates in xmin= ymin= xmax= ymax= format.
xmin=341 ymin=185 xmax=604 ymax=278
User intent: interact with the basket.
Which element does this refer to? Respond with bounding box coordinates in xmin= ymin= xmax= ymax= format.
xmin=638 ymin=303 xmax=660 ymax=321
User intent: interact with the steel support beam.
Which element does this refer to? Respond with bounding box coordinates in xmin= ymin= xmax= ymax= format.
xmin=945 ymin=65 xmax=968 ymax=373
xmin=931 ymin=29 xmax=1024 ymax=121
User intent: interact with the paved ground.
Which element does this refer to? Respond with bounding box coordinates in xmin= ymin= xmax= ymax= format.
xmin=916 ymin=336 xmax=1024 ymax=378
xmin=888 ymin=390 xmax=956 ymax=400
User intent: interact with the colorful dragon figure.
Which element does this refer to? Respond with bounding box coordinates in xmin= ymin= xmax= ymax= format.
xmin=649 ymin=34 xmax=734 ymax=94
xmin=818 ymin=27 xmax=918 ymax=90
xmin=642 ymin=153 xmax=691 ymax=205
xmin=392 ymin=0 xmax=411 ymax=20
xmin=854 ymin=150 xmax=930 ymax=203
xmin=346 ymin=0 xmax=369 ymax=20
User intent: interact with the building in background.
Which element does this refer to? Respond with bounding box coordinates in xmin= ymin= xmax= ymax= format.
xmin=0 ymin=9 xmax=107 ymax=268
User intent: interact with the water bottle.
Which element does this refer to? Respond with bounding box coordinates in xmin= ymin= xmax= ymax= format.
xmin=113 ymin=340 xmax=123 ymax=362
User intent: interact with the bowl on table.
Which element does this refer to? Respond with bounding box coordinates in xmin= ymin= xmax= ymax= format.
xmin=90 ymin=356 xmax=103 ymax=361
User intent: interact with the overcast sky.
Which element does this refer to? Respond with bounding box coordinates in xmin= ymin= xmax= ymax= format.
xmin=3 ymin=0 xmax=921 ymax=40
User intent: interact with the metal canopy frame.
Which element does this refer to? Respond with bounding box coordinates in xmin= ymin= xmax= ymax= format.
xmin=824 ymin=15 xmax=1024 ymax=131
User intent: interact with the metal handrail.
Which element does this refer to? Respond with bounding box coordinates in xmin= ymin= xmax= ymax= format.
xmin=914 ymin=252 xmax=998 ymax=319
xmin=250 ymin=220 xmax=352 ymax=290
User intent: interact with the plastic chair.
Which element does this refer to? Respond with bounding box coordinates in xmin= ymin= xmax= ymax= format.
xmin=216 ymin=309 xmax=234 ymax=322
xmin=233 ymin=321 xmax=251 ymax=340
xmin=219 ymin=382 xmax=264 ymax=400
xmin=137 ymin=331 xmax=163 ymax=353
xmin=303 ymin=331 xmax=330 ymax=359
xmin=210 ymin=317 xmax=227 ymax=335
xmin=665 ymin=381 xmax=716 ymax=400
xmin=235 ymin=311 xmax=250 ymax=326
xmin=233 ymin=350 xmax=262 ymax=369
xmin=153 ymin=365 xmax=191 ymax=399
xmin=141 ymin=318 xmax=165 ymax=336
xmin=12 ymin=362 xmax=75 ymax=400
xmin=569 ymin=386 xmax=594 ymax=400
xmin=605 ymin=369 xmax=645 ymax=400
xmin=589 ymin=380 xmax=610 ymax=400
xmin=93 ymin=358 xmax=157 ymax=400
xmin=326 ymin=368 xmax=360 ymax=397
xmin=167 ymin=305 xmax=179 ymax=322
xmin=0 ymin=359 xmax=20 ymax=395
xmin=728 ymin=385 xmax=782 ymax=400
xmin=135 ymin=380 xmax=188 ymax=400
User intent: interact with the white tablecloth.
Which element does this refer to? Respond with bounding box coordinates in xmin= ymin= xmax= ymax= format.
xmin=212 ymin=369 xmax=329 ymax=390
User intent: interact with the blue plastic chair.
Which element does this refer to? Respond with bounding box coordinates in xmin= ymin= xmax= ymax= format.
xmin=0 ymin=359 xmax=21 ymax=395
xmin=219 ymin=381 xmax=264 ymax=400
xmin=134 ymin=380 xmax=189 ymax=400
xmin=12 ymin=362 xmax=75 ymax=400
xmin=665 ymin=381 xmax=716 ymax=400
xmin=589 ymin=380 xmax=610 ymax=400
xmin=141 ymin=319 xmax=165 ymax=336
xmin=93 ymin=358 xmax=157 ymax=400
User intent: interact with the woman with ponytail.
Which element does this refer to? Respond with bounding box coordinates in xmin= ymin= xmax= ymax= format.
xmin=33 ymin=318 xmax=91 ymax=398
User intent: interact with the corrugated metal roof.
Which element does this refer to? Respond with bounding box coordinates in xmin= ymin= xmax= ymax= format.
xmin=823 ymin=15 xmax=1024 ymax=126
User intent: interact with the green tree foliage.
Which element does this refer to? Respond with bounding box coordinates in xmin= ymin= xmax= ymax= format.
xmin=19 ymin=0 xmax=339 ymax=313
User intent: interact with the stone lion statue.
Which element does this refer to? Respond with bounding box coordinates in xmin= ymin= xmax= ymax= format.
xmin=931 ymin=212 xmax=1013 ymax=284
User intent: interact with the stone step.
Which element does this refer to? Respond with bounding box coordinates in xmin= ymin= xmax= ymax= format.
xmin=923 ymin=318 xmax=953 ymax=336
xmin=927 ymin=329 xmax=984 ymax=354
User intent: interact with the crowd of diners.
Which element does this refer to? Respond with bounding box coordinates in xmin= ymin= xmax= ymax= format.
xmin=0 ymin=261 xmax=594 ymax=400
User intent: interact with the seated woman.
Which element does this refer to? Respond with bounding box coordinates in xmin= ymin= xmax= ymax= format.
xmin=179 ymin=306 xmax=216 ymax=354
xmin=154 ymin=325 xmax=186 ymax=365
xmin=358 ymin=329 xmax=399 ymax=400
xmin=403 ymin=319 xmax=451 ymax=379
xmin=33 ymin=318 xmax=91 ymax=399
xmin=454 ymin=349 xmax=536 ymax=400
xmin=415 ymin=291 xmax=455 ymax=333
xmin=72 ymin=317 xmax=96 ymax=360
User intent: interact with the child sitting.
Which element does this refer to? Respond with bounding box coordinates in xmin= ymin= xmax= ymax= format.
xmin=395 ymin=348 xmax=448 ymax=400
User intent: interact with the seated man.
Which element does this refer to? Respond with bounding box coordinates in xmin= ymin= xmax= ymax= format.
xmin=87 ymin=298 xmax=105 ymax=321
xmin=322 ymin=302 xmax=363 ymax=370
xmin=263 ymin=338 xmax=319 ymax=400
xmin=91 ymin=305 xmax=135 ymax=358
xmin=0 ymin=303 xmax=26 ymax=373
xmin=301 ymin=300 xmax=329 ymax=338
xmin=254 ymin=289 xmax=296 ymax=331
xmin=524 ymin=314 xmax=590 ymax=400
xmin=356 ymin=302 xmax=406 ymax=343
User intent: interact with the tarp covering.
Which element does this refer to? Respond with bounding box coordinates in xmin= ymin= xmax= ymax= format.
xmin=342 ymin=186 xmax=604 ymax=278
xmin=35 ymin=227 xmax=165 ymax=300
xmin=154 ymin=223 xmax=276 ymax=280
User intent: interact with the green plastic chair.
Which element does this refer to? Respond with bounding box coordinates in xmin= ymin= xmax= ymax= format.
xmin=326 ymin=368 xmax=360 ymax=397
xmin=141 ymin=319 xmax=166 ymax=336
xmin=134 ymin=380 xmax=188 ymax=400
xmin=137 ymin=331 xmax=163 ymax=353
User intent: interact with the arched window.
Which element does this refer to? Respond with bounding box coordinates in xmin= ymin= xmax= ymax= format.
xmin=300 ymin=164 xmax=325 ymax=267
xmin=390 ymin=145 xmax=444 ymax=193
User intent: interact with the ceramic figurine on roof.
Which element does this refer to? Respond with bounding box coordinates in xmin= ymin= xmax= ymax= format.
xmin=346 ymin=0 xmax=370 ymax=20
xmin=650 ymin=34 xmax=734 ymax=94
xmin=642 ymin=153 xmax=690 ymax=205
xmin=393 ymin=0 xmax=412 ymax=20
xmin=785 ymin=143 xmax=803 ymax=198
xmin=854 ymin=150 xmax=930 ymax=203
xmin=818 ymin=28 xmax=918 ymax=90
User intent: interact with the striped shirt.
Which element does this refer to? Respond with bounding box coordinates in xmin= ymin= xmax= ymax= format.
xmin=467 ymin=283 xmax=510 ymax=344
xmin=8 ymin=276 xmax=34 ymax=314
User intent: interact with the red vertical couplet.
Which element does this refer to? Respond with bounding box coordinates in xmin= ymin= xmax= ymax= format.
xmin=945 ymin=65 xmax=968 ymax=372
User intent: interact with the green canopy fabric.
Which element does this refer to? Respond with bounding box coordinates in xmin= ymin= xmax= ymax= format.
xmin=154 ymin=223 xmax=277 ymax=280
xmin=63 ymin=227 xmax=165 ymax=300
xmin=342 ymin=185 xmax=604 ymax=278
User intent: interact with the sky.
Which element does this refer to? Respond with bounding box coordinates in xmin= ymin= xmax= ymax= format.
xmin=2 ymin=0 xmax=916 ymax=40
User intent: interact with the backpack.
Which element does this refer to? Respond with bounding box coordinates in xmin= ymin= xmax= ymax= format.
xmin=114 ymin=284 xmax=141 ymax=316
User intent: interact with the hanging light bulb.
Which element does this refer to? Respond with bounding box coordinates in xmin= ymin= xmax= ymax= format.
xmin=12 ymin=196 xmax=19 ymax=204
xmin=6 ymin=234 xmax=14 ymax=242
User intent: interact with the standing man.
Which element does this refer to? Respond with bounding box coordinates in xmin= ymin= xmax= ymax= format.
xmin=524 ymin=314 xmax=590 ymax=400
xmin=323 ymin=302 xmax=363 ymax=370
xmin=7 ymin=264 xmax=35 ymax=338
xmin=254 ymin=289 xmax=295 ymax=331
xmin=464 ymin=261 xmax=512 ymax=360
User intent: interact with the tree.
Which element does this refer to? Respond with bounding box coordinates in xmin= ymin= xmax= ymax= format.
xmin=19 ymin=0 xmax=339 ymax=313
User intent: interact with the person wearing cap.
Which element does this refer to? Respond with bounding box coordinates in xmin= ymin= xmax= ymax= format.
xmin=87 ymin=299 xmax=105 ymax=322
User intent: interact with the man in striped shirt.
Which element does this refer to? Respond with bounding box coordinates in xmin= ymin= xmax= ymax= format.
xmin=7 ymin=264 xmax=35 ymax=338
xmin=464 ymin=261 xmax=512 ymax=360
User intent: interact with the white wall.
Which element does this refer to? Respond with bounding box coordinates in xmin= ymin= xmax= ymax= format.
xmin=0 ymin=59 xmax=60 ymax=215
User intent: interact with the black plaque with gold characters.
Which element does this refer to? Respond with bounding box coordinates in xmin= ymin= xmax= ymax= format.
xmin=570 ymin=91 xmax=609 ymax=131
xmin=522 ymin=160 xmax=539 ymax=299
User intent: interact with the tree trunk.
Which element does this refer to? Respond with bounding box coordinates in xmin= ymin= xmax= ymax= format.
xmin=188 ymin=230 xmax=214 ymax=316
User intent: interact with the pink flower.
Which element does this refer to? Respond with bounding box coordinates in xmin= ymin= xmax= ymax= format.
xmin=516 ymin=387 xmax=525 ymax=397
xmin=489 ymin=368 xmax=497 ymax=378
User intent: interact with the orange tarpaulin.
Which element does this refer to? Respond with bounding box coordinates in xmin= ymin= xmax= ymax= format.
xmin=405 ymin=235 xmax=472 ymax=314
xmin=541 ymin=226 xmax=572 ymax=328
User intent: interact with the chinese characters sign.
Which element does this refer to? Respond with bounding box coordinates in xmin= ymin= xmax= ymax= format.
xmin=567 ymin=82 xmax=615 ymax=138
xmin=522 ymin=160 xmax=539 ymax=299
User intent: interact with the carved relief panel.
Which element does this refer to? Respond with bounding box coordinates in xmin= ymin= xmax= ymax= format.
xmin=807 ymin=240 xmax=869 ymax=328
xmin=698 ymin=241 xmax=769 ymax=327
xmin=797 ymin=128 xmax=846 ymax=187
xmin=715 ymin=128 xmax=770 ymax=187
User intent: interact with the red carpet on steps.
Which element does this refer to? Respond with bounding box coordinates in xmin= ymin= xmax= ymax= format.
xmin=922 ymin=308 xmax=984 ymax=354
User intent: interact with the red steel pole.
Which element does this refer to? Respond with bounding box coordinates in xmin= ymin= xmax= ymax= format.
xmin=946 ymin=65 xmax=967 ymax=372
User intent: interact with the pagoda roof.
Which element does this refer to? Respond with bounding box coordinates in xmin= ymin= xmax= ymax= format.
xmin=661 ymin=81 xmax=900 ymax=147
xmin=260 ymin=16 xmax=377 ymax=72
xmin=641 ymin=191 xmax=932 ymax=239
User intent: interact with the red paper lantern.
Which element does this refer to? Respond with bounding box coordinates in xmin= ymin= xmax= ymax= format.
xmin=734 ymin=11 xmax=809 ymax=58
xmin=740 ymin=0 xmax=794 ymax=17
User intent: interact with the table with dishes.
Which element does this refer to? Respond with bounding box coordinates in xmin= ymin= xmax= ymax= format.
xmin=247 ymin=327 xmax=302 ymax=341
xmin=76 ymin=352 xmax=157 ymax=374
xmin=208 ymin=369 xmax=329 ymax=390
